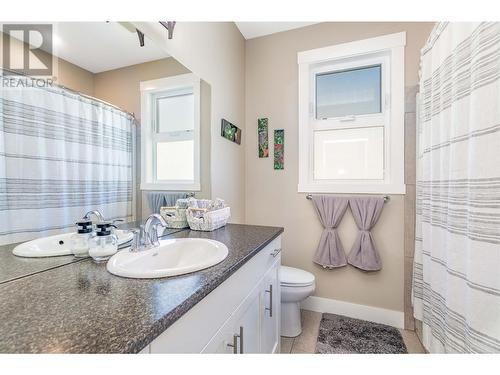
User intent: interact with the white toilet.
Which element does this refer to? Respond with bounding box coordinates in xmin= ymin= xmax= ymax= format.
xmin=280 ymin=266 xmax=316 ymax=337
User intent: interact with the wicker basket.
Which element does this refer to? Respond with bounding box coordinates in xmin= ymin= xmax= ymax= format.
xmin=186 ymin=198 xmax=231 ymax=231
xmin=160 ymin=198 xmax=191 ymax=229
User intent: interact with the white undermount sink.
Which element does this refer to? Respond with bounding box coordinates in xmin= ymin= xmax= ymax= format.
xmin=12 ymin=230 xmax=134 ymax=258
xmin=106 ymin=238 xmax=229 ymax=279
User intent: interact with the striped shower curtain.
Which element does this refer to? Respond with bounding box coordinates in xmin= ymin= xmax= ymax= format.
xmin=0 ymin=74 xmax=135 ymax=245
xmin=413 ymin=22 xmax=500 ymax=353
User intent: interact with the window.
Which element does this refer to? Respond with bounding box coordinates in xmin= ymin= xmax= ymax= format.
xmin=298 ymin=32 xmax=406 ymax=194
xmin=313 ymin=127 xmax=384 ymax=180
xmin=140 ymin=74 xmax=200 ymax=191
xmin=316 ymin=65 xmax=382 ymax=119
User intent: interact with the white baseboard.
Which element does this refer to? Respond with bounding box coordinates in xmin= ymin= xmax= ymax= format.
xmin=301 ymin=296 xmax=404 ymax=329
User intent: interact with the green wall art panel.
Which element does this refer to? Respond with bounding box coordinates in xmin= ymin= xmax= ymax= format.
xmin=221 ymin=119 xmax=242 ymax=145
xmin=274 ymin=129 xmax=284 ymax=170
xmin=258 ymin=118 xmax=269 ymax=158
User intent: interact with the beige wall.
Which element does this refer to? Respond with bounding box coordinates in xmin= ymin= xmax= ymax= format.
xmin=244 ymin=22 xmax=434 ymax=312
xmin=93 ymin=57 xmax=212 ymax=219
xmin=135 ymin=22 xmax=247 ymax=223
xmin=93 ymin=58 xmax=189 ymax=121
xmin=0 ymin=32 xmax=94 ymax=95
xmin=56 ymin=57 xmax=94 ymax=96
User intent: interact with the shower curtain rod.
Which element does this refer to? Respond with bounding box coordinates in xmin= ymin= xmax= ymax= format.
xmin=306 ymin=194 xmax=390 ymax=202
xmin=1 ymin=67 xmax=136 ymax=119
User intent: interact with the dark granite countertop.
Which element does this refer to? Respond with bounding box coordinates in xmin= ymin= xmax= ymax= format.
xmin=0 ymin=250 xmax=81 ymax=285
xmin=0 ymin=224 xmax=283 ymax=353
xmin=0 ymin=221 xmax=183 ymax=285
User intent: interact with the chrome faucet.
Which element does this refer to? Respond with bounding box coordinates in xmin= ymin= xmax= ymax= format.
xmin=82 ymin=210 xmax=105 ymax=223
xmin=82 ymin=210 xmax=124 ymax=226
xmin=144 ymin=214 xmax=168 ymax=247
xmin=130 ymin=214 xmax=168 ymax=251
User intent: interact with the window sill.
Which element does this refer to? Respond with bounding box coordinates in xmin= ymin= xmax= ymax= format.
xmin=298 ymin=182 xmax=406 ymax=195
xmin=141 ymin=182 xmax=201 ymax=192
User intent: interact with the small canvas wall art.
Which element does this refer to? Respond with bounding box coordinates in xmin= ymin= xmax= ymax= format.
xmin=221 ymin=119 xmax=242 ymax=145
xmin=274 ymin=129 xmax=284 ymax=170
xmin=258 ymin=118 xmax=269 ymax=158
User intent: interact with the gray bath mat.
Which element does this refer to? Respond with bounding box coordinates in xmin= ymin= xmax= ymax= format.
xmin=315 ymin=313 xmax=407 ymax=354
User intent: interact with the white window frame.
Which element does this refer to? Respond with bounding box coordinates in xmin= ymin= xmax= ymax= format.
xmin=298 ymin=32 xmax=406 ymax=194
xmin=140 ymin=73 xmax=201 ymax=191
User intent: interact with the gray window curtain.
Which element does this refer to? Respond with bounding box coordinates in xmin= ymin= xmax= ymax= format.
xmin=146 ymin=192 xmax=190 ymax=214
xmin=347 ymin=197 xmax=385 ymax=271
xmin=311 ymin=195 xmax=349 ymax=268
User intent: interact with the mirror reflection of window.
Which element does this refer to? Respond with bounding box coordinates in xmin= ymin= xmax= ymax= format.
xmin=153 ymin=89 xmax=196 ymax=181
xmin=155 ymin=90 xmax=195 ymax=133
xmin=141 ymin=73 xmax=201 ymax=191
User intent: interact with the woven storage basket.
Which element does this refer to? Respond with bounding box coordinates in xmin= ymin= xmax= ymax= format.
xmin=186 ymin=198 xmax=230 ymax=231
xmin=159 ymin=198 xmax=191 ymax=229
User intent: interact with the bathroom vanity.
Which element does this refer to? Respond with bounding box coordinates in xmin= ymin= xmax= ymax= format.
xmin=144 ymin=235 xmax=281 ymax=353
xmin=0 ymin=224 xmax=283 ymax=353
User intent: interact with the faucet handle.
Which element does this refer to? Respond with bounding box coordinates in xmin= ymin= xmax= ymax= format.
xmin=111 ymin=218 xmax=124 ymax=225
xmin=149 ymin=223 xmax=163 ymax=247
xmin=139 ymin=225 xmax=148 ymax=248
xmin=129 ymin=228 xmax=141 ymax=252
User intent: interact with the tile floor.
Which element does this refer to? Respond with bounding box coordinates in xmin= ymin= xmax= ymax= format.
xmin=280 ymin=309 xmax=426 ymax=354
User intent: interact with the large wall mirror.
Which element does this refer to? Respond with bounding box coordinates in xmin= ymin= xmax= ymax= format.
xmin=0 ymin=21 xmax=211 ymax=281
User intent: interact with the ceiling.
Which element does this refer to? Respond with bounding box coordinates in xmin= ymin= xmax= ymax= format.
xmin=4 ymin=22 xmax=318 ymax=72
xmin=54 ymin=22 xmax=170 ymax=73
xmin=235 ymin=22 xmax=318 ymax=39
xmin=5 ymin=22 xmax=169 ymax=74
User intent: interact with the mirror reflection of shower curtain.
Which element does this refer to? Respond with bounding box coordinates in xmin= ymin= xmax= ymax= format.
xmin=412 ymin=22 xmax=500 ymax=353
xmin=0 ymin=74 xmax=135 ymax=245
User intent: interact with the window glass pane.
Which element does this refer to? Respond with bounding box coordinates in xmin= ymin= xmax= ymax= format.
xmin=156 ymin=93 xmax=194 ymax=133
xmin=316 ymin=65 xmax=381 ymax=119
xmin=156 ymin=140 xmax=194 ymax=181
xmin=313 ymin=127 xmax=384 ymax=180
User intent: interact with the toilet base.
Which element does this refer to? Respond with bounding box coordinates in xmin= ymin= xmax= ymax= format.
xmin=280 ymin=301 xmax=302 ymax=337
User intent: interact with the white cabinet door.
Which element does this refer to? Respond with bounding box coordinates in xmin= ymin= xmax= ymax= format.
xmin=260 ymin=260 xmax=280 ymax=353
xmin=202 ymin=285 xmax=261 ymax=353
xmin=237 ymin=294 xmax=260 ymax=353
xmin=204 ymin=318 xmax=240 ymax=353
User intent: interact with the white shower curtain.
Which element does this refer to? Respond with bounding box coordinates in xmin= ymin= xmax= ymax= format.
xmin=413 ymin=22 xmax=500 ymax=353
xmin=0 ymin=74 xmax=135 ymax=245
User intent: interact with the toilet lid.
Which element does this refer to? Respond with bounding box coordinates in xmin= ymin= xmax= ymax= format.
xmin=280 ymin=266 xmax=315 ymax=287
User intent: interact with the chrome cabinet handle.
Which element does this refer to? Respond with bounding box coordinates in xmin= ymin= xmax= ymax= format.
xmin=227 ymin=332 xmax=239 ymax=354
xmin=227 ymin=326 xmax=244 ymax=354
xmin=265 ymin=284 xmax=273 ymax=317
xmin=239 ymin=326 xmax=244 ymax=354
xmin=271 ymin=248 xmax=281 ymax=257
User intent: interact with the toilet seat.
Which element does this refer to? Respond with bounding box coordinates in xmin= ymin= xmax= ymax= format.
xmin=280 ymin=266 xmax=315 ymax=287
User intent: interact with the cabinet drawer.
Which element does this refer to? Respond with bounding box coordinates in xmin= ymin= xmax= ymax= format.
xmin=249 ymin=236 xmax=281 ymax=274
